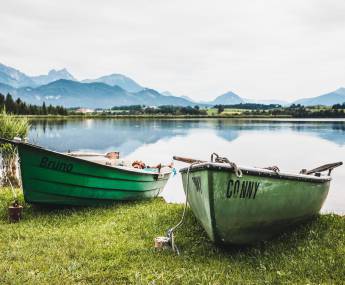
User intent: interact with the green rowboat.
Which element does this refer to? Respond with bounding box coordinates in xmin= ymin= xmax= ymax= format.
xmin=1 ymin=138 xmax=171 ymax=206
xmin=176 ymin=155 xmax=342 ymax=245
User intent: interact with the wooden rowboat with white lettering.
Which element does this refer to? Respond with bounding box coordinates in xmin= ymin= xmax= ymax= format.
xmin=0 ymin=137 xmax=171 ymax=206
xmin=174 ymin=155 xmax=342 ymax=245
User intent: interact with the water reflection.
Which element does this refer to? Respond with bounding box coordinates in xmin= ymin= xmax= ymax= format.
xmin=29 ymin=119 xmax=345 ymax=154
xmin=28 ymin=118 xmax=345 ymax=214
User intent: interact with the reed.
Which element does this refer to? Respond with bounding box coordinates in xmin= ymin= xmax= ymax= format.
xmin=0 ymin=110 xmax=29 ymax=186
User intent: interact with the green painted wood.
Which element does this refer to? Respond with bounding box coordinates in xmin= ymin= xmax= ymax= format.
xmin=17 ymin=143 xmax=171 ymax=206
xmin=181 ymin=164 xmax=331 ymax=244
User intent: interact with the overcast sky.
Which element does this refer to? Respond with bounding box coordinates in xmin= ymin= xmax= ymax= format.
xmin=0 ymin=0 xmax=344 ymax=101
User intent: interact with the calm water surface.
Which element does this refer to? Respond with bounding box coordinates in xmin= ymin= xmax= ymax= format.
xmin=29 ymin=118 xmax=345 ymax=214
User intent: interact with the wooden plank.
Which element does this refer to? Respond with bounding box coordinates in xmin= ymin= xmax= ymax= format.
xmin=305 ymin=161 xmax=343 ymax=175
xmin=173 ymin=156 xmax=205 ymax=164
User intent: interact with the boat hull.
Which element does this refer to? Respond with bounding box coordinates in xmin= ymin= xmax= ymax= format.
xmin=181 ymin=163 xmax=331 ymax=244
xmin=17 ymin=143 xmax=170 ymax=206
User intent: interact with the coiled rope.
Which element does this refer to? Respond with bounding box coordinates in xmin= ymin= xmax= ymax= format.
xmin=211 ymin=153 xmax=243 ymax=178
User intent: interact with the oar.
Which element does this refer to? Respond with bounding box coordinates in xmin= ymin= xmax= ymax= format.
xmin=67 ymin=151 xmax=120 ymax=159
xmin=301 ymin=161 xmax=343 ymax=175
xmin=173 ymin=156 xmax=205 ymax=164
xmin=67 ymin=152 xmax=108 ymax=157
xmin=0 ymin=137 xmax=18 ymax=145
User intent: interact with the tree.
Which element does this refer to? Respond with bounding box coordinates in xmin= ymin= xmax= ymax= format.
xmin=5 ymin=94 xmax=15 ymax=113
xmin=0 ymin=92 xmax=69 ymax=115
xmin=217 ymin=105 xmax=225 ymax=114
xmin=0 ymin=93 xmax=5 ymax=109
xmin=42 ymin=102 xmax=47 ymax=115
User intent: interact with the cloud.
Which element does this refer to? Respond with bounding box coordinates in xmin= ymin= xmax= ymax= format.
xmin=0 ymin=0 xmax=344 ymax=101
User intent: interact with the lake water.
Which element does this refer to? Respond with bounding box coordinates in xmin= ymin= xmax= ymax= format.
xmin=29 ymin=118 xmax=345 ymax=214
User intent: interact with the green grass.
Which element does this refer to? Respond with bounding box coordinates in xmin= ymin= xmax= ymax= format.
xmin=207 ymin=108 xmax=255 ymax=116
xmin=222 ymin=108 xmax=246 ymax=115
xmin=0 ymin=188 xmax=344 ymax=284
xmin=207 ymin=108 xmax=218 ymax=116
xmin=206 ymin=108 xmax=246 ymax=115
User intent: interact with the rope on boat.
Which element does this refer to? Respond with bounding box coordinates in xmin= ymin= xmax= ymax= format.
xmin=211 ymin=153 xmax=242 ymax=178
xmin=263 ymin=165 xmax=280 ymax=173
xmin=210 ymin=153 xmax=282 ymax=176
xmin=163 ymin=162 xmax=197 ymax=255
xmin=158 ymin=154 xmax=242 ymax=254
xmin=160 ymin=153 xmax=241 ymax=254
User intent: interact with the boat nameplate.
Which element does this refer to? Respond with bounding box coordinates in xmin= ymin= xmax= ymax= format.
xmin=40 ymin=156 xmax=74 ymax=173
xmin=226 ymin=179 xmax=260 ymax=199
xmin=192 ymin=176 xmax=202 ymax=193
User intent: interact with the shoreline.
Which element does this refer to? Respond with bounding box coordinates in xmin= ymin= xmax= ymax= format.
xmin=12 ymin=114 xmax=345 ymax=120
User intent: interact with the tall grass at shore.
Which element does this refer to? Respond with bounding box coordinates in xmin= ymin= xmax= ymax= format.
xmin=0 ymin=188 xmax=344 ymax=284
xmin=0 ymin=111 xmax=29 ymax=186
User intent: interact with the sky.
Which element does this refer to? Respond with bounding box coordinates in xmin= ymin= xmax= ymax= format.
xmin=0 ymin=0 xmax=344 ymax=102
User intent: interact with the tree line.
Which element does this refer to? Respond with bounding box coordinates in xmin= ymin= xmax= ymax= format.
xmin=110 ymin=105 xmax=207 ymax=115
xmin=214 ymin=103 xmax=282 ymax=112
xmin=332 ymin=103 xmax=345 ymax=109
xmin=0 ymin=93 xmax=68 ymax=115
xmin=244 ymin=104 xmax=345 ymax=118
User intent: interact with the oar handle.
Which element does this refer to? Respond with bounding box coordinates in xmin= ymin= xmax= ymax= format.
xmin=0 ymin=137 xmax=18 ymax=145
xmin=67 ymin=153 xmax=107 ymax=157
xmin=302 ymin=161 xmax=343 ymax=175
xmin=173 ymin=156 xmax=205 ymax=164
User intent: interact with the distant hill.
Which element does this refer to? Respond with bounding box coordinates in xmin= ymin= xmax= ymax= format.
xmin=162 ymin=91 xmax=196 ymax=103
xmin=82 ymin=74 xmax=143 ymax=92
xmin=134 ymin=89 xmax=192 ymax=106
xmin=0 ymin=63 xmax=36 ymax=88
xmin=6 ymin=80 xmax=130 ymax=108
xmin=209 ymin=89 xmax=345 ymax=107
xmin=181 ymin=95 xmax=196 ymax=103
xmin=293 ymin=88 xmax=345 ymax=106
xmin=0 ymin=79 xmax=193 ymax=108
xmin=31 ymin=68 xmax=76 ymax=86
xmin=0 ymin=63 xmax=76 ymax=88
xmin=210 ymin=91 xmax=244 ymax=105
xmin=161 ymin=91 xmax=174 ymax=97
xmin=1 ymin=62 xmax=345 ymax=109
xmin=210 ymin=91 xmax=288 ymax=106
xmin=244 ymin=98 xmax=289 ymax=106
xmin=0 ymin=82 xmax=16 ymax=94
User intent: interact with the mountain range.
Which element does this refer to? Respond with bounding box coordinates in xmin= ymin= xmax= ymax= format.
xmin=82 ymin=74 xmax=143 ymax=93
xmin=293 ymin=88 xmax=345 ymax=106
xmin=0 ymin=63 xmax=344 ymax=108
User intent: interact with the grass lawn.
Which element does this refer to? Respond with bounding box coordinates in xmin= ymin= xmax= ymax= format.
xmin=207 ymin=108 xmax=246 ymax=116
xmin=222 ymin=108 xmax=247 ymax=115
xmin=207 ymin=108 xmax=218 ymax=116
xmin=0 ymin=188 xmax=344 ymax=284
